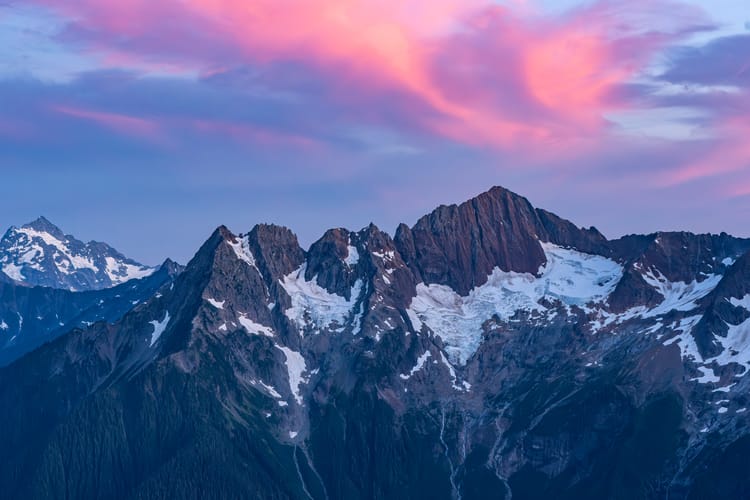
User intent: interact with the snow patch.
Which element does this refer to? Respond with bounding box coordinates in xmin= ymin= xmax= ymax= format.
xmin=662 ymin=315 xmax=704 ymax=363
xmin=691 ymin=366 xmax=719 ymax=384
xmin=729 ymin=294 xmax=750 ymax=311
xmin=252 ymin=380 xmax=282 ymax=399
xmin=704 ymin=316 xmax=750 ymax=374
xmin=280 ymin=264 xmax=362 ymax=333
xmin=408 ymin=243 xmax=623 ymax=364
xmin=640 ymin=270 xmax=721 ymax=318
xmin=439 ymin=351 xmax=470 ymax=392
xmin=344 ymin=245 xmax=359 ymax=266
xmin=104 ymin=257 xmax=154 ymax=284
xmin=227 ymin=235 xmax=260 ymax=273
xmin=149 ymin=312 xmax=170 ymax=346
xmin=643 ymin=321 xmax=664 ymax=335
xmin=19 ymin=227 xmax=64 ymax=247
xmin=373 ymin=250 xmax=395 ymax=261
xmin=713 ymin=384 xmax=736 ymax=393
xmin=276 ymin=345 xmax=307 ymax=405
xmin=238 ymin=315 xmax=274 ymax=337
xmin=2 ymin=263 xmax=23 ymax=281
xmin=406 ymin=308 xmax=423 ymax=333
xmin=206 ymin=298 xmax=225 ymax=310
xmin=597 ymin=271 xmax=722 ymax=329
xmin=351 ymin=301 xmax=365 ymax=337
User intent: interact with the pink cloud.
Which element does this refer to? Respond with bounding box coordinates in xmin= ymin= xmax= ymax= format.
xmin=50 ymin=104 xmax=323 ymax=151
xmin=52 ymin=105 xmax=162 ymax=140
xmin=33 ymin=0 xmax=709 ymax=151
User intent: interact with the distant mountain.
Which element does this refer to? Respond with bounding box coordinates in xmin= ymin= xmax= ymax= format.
xmin=2 ymin=186 xmax=750 ymax=499
xmin=0 ymin=259 xmax=182 ymax=366
xmin=0 ymin=217 xmax=155 ymax=291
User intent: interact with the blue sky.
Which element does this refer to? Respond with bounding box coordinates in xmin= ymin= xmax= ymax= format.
xmin=0 ymin=0 xmax=748 ymax=264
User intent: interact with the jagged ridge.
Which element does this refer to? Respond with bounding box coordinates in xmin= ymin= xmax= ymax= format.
xmin=1 ymin=186 xmax=750 ymax=499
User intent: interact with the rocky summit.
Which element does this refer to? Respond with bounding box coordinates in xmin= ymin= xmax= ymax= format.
xmin=1 ymin=186 xmax=750 ymax=499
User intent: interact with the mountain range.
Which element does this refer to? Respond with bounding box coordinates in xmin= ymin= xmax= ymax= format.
xmin=0 ymin=218 xmax=180 ymax=365
xmin=1 ymin=186 xmax=750 ymax=499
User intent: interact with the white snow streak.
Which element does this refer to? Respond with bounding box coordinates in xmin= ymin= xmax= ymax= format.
xmin=276 ymin=345 xmax=307 ymax=405
xmin=662 ymin=315 xmax=704 ymax=363
xmin=253 ymin=380 xmax=282 ymax=399
xmin=206 ymin=298 xmax=225 ymax=310
xmin=227 ymin=235 xmax=260 ymax=273
xmin=399 ymin=351 xmax=431 ymax=380
xmin=149 ymin=312 xmax=170 ymax=346
xmin=439 ymin=351 xmax=470 ymax=392
xmin=238 ymin=315 xmax=275 ymax=337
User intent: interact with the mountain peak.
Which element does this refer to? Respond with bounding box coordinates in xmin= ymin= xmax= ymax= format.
xmin=395 ymin=185 xmax=552 ymax=294
xmin=484 ymin=184 xmax=525 ymax=199
xmin=22 ymin=216 xmax=66 ymax=239
xmin=0 ymin=218 xmax=155 ymax=291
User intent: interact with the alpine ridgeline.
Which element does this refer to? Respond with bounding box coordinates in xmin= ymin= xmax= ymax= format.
xmin=1 ymin=186 xmax=750 ymax=499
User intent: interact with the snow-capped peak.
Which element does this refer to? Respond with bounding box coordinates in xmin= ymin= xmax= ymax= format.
xmin=0 ymin=217 xmax=155 ymax=291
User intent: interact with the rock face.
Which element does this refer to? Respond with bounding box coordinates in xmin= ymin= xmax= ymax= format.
xmin=395 ymin=187 xmax=609 ymax=295
xmin=2 ymin=186 xmax=750 ymax=499
xmin=395 ymin=187 xmax=545 ymax=295
xmin=0 ymin=217 xmax=155 ymax=291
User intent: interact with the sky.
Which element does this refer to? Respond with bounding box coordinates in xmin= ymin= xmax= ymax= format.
xmin=0 ymin=0 xmax=748 ymax=265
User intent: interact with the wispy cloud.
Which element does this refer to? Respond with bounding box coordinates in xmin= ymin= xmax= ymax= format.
xmin=52 ymin=104 xmax=162 ymax=141
xmin=15 ymin=0 xmax=712 ymax=151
